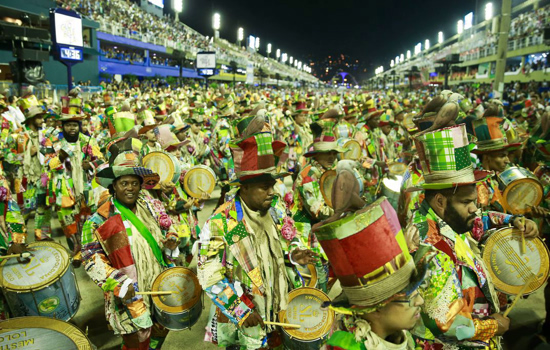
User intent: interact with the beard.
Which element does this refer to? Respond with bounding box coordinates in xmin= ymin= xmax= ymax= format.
xmin=443 ymin=203 xmax=476 ymax=234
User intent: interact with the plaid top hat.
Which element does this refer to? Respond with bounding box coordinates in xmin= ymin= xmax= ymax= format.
xmin=106 ymin=107 xmax=137 ymax=138
xmin=361 ymin=98 xmax=383 ymax=121
xmin=313 ymin=197 xmax=432 ymax=313
xmin=23 ymin=105 xmax=48 ymax=123
xmin=471 ymin=116 xmax=521 ymax=154
xmin=97 ymin=137 xmax=159 ymax=190
xmin=412 ymin=124 xmax=491 ymax=190
xmin=304 ymin=119 xmax=346 ymax=157
xmin=138 ymin=110 xmax=159 ymax=135
xmin=229 ymin=132 xmax=289 ymax=184
xmin=292 ymin=100 xmax=309 ymax=115
xmin=157 ymin=124 xmax=189 ymax=151
xmin=378 ymin=109 xmax=396 ymax=127
xmin=59 ymin=93 xmax=86 ymax=122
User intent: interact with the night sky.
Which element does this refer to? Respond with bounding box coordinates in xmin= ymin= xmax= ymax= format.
xmin=174 ymin=0 xmax=481 ymax=72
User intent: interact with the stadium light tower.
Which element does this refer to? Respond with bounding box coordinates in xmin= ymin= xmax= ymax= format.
xmin=282 ymin=53 xmax=288 ymax=63
xmin=267 ymin=43 xmax=272 ymax=57
xmin=425 ymin=39 xmax=430 ymax=51
xmin=485 ymin=3 xmax=493 ymax=21
xmin=457 ymin=19 xmax=464 ymax=34
xmin=438 ymin=31 xmax=444 ymax=44
xmin=212 ymin=13 xmax=220 ymax=40
xmin=276 ymin=49 xmax=281 ymax=60
xmin=173 ymin=0 xmax=183 ymax=15
xmin=237 ymin=27 xmax=244 ymax=46
xmin=406 ymin=50 xmax=411 ymax=59
xmin=290 ymin=56 xmax=294 ymax=65
xmin=255 ymin=37 xmax=260 ymax=51
xmin=400 ymin=53 xmax=404 ymax=62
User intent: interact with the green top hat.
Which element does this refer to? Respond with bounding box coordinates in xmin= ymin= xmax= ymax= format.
xmin=412 ymin=124 xmax=492 ymax=191
xmin=471 ymin=117 xmax=521 ymax=154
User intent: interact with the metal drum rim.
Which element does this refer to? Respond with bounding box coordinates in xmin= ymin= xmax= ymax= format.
xmin=0 ymin=241 xmax=70 ymax=291
xmin=183 ymin=165 xmax=216 ymax=199
xmin=482 ymin=227 xmax=550 ymax=295
xmin=0 ymin=316 xmax=92 ymax=349
xmin=320 ymin=169 xmax=337 ymax=208
xmin=342 ymin=139 xmax=361 ymax=160
xmin=278 ymin=287 xmax=334 ymax=341
xmin=142 ymin=151 xmax=181 ymax=187
xmin=151 ymin=267 xmax=202 ymax=313
xmin=502 ymin=178 xmax=543 ymax=214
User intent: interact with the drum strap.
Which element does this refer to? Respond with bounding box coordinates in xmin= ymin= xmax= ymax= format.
xmin=114 ymin=199 xmax=168 ymax=268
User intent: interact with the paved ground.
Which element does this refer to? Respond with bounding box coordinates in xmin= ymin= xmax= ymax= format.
xmin=24 ymin=183 xmax=549 ymax=349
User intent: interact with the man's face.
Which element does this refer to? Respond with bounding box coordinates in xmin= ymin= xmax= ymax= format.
xmin=240 ymin=179 xmax=276 ymax=213
xmin=113 ymin=175 xmax=141 ymax=207
xmin=484 ymin=150 xmax=510 ymax=173
xmin=81 ymin=120 xmax=89 ymax=133
xmin=191 ymin=122 xmax=202 ymax=134
xmin=442 ymin=185 xmax=478 ymax=234
xmin=176 ymin=129 xmax=186 ymax=142
xmin=314 ymin=151 xmax=338 ymax=169
xmin=369 ymin=290 xmax=424 ymax=333
xmin=63 ymin=121 xmax=80 ymax=138
xmin=367 ymin=116 xmax=380 ymax=129
xmin=145 ymin=129 xmax=157 ymax=142
xmin=295 ymin=114 xmax=307 ymax=126
xmin=32 ymin=115 xmax=44 ymax=129
xmin=381 ymin=125 xmax=392 ymax=135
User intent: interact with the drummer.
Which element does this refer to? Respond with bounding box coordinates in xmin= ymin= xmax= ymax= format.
xmin=197 ymin=129 xmax=318 ymax=349
xmin=292 ymin=111 xmax=346 ymax=292
xmin=81 ymin=142 xmax=180 ymax=350
xmin=138 ymin=110 xmax=161 ymax=158
xmin=404 ymin=124 xmax=539 ymax=349
xmin=311 ymin=167 xmax=432 ymax=350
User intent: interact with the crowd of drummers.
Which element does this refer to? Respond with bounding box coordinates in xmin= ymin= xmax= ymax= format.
xmin=0 ymin=81 xmax=550 ymax=350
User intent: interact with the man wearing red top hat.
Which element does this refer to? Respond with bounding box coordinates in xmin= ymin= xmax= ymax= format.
xmin=197 ymin=125 xmax=318 ymax=349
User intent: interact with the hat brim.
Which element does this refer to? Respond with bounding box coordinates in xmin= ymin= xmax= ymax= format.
xmin=138 ymin=123 xmax=160 ymax=135
xmin=407 ymin=169 xmax=492 ymax=192
xmin=96 ymin=166 xmax=160 ymax=190
xmin=471 ymin=142 xmax=523 ymax=154
xmin=303 ymin=146 xmax=347 ymax=158
xmin=58 ymin=114 xmax=86 ymax=122
xmin=230 ymin=171 xmax=291 ymax=185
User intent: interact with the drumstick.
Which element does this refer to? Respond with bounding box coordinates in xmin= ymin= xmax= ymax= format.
xmin=264 ymin=321 xmax=301 ymax=329
xmin=135 ymin=291 xmax=177 ymax=295
xmin=299 ymin=273 xmax=312 ymax=279
xmin=0 ymin=252 xmax=32 ymax=259
xmin=503 ymin=275 xmax=535 ymax=317
xmin=521 ymin=217 xmax=526 ymax=255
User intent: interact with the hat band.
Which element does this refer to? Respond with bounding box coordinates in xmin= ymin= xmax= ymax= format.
xmin=424 ymin=166 xmax=475 ymax=184
xmin=313 ymin=142 xmax=341 ymax=152
xmin=343 ymin=258 xmax=415 ymax=307
xmin=237 ymin=167 xmax=276 ymax=178
xmin=476 ymin=138 xmax=508 ymax=150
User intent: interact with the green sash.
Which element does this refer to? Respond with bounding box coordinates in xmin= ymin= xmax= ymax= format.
xmin=113 ymin=199 xmax=167 ymax=268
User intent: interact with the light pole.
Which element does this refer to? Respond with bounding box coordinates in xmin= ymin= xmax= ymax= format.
xmin=212 ymin=13 xmax=220 ymax=40
xmin=173 ymin=0 xmax=183 ymax=21
xmin=255 ymin=37 xmax=260 ymax=52
xmin=237 ymin=27 xmax=244 ymax=46
xmin=267 ymin=43 xmax=272 ymax=58
xmin=276 ymin=49 xmax=280 ymax=61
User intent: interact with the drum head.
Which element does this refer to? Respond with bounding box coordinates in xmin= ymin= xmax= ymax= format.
xmin=183 ymin=166 xmax=217 ymax=199
xmin=295 ymin=264 xmax=318 ymax=288
xmin=151 ymin=267 xmax=202 ymax=312
xmin=0 ymin=316 xmax=92 ymax=350
xmin=142 ymin=151 xmax=180 ymax=189
xmin=0 ymin=241 xmax=70 ymax=291
xmin=502 ymin=179 xmax=543 ymax=214
xmin=279 ymin=287 xmax=334 ymax=341
xmin=388 ymin=162 xmax=407 ymax=175
xmin=482 ymin=228 xmax=549 ymax=295
xmin=320 ymin=170 xmax=337 ymax=209
xmin=342 ymin=140 xmax=361 ymax=160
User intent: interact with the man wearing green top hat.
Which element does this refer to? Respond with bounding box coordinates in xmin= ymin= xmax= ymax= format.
xmin=82 ymin=138 xmax=180 ymax=350
xmin=197 ymin=127 xmax=318 ymax=349
xmin=404 ymin=124 xmax=539 ymax=349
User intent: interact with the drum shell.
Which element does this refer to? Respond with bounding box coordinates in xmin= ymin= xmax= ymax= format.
xmin=0 ymin=242 xmax=80 ymax=321
xmin=183 ymin=165 xmax=217 ymax=199
xmin=498 ymin=166 xmax=543 ymax=214
xmin=281 ymin=330 xmax=328 ymax=350
xmin=336 ymin=139 xmax=361 ymax=160
xmin=382 ymin=175 xmax=403 ymax=211
xmin=143 ymin=151 xmax=182 ymax=187
xmin=3 ymin=266 xmax=80 ymax=321
xmin=152 ymin=297 xmax=202 ymax=331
